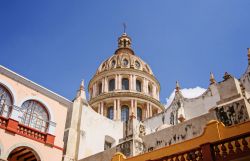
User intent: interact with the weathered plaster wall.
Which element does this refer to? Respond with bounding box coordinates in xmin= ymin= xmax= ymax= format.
xmin=77 ymin=105 xmax=123 ymax=160
xmin=143 ymin=112 xmax=168 ymax=134
xmin=142 ymin=112 xmax=216 ymax=152
xmin=143 ymin=85 xmax=220 ymax=133
xmin=217 ymin=77 xmax=242 ymax=101
xmin=79 ymin=147 xmax=116 ymax=161
xmin=183 ymin=84 xmax=220 ymax=120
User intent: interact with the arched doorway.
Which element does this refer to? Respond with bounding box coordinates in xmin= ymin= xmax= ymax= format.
xmin=7 ymin=146 xmax=40 ymax=161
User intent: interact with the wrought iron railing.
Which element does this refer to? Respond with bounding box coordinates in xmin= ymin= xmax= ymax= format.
xmin=0 ymin=102 xmax=55 ymax=133
xmin=0 ymin=102 xmax=57 ymax=145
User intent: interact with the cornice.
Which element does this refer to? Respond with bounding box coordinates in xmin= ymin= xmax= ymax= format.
xmin=88 ymin=91 xmax=164 ymax=110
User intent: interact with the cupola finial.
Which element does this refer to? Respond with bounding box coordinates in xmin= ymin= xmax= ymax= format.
xmin=118 ymin=24 xmax=131 ymax=49
xmin=76 ymin=80 xmax=86 ymax=100
xmin=210 ymin=72 xmax=216 ymax=85
xmin=80 ymin=80 xmax=85 ymax=90
xmin=223 ymin=72 xmax=232 ymax=80
xmin=123 ymin=22 xmax=127 ymax=34
xmin=175 ymin=81 xmax=180 ymax=93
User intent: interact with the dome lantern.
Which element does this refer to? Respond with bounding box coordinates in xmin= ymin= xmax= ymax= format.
xmin=118 ymin=33 xmax=132 ymax=49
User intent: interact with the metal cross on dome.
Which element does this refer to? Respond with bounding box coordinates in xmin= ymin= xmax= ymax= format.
xmin=123 ymin=23 xmax=127 ymax=33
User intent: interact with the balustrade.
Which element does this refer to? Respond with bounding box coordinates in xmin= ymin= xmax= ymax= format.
xmin=17 ymin=123 xmax=46 ymax=142
xmin=212 ymin=132 xmax=250 ymax=161
xmin=148 ymin=132 xmax=250 ymax=161
xmin=0 ymin=103 xmax=56 ymax=145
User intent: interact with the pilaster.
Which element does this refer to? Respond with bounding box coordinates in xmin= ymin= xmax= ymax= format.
xmin=117 ymin=99 xmax=121 ymax=120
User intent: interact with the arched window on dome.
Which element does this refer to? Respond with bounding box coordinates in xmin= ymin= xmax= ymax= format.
xmin=107 ymin=106 xmax=114 ymax=120
xmin=137 ymin=107 xmax=142 ymax=121
xmin=20 ymin=100 xmax=49 ymax=132
xmin=109 ymin=79 xmax=115 ymax=91
xmin=136 ymin=80 xmax=142 ymax=92
xmin=0 ymin=84 xmax=13 ymax=118
xmin=121 ymin=105 xmax=129 ymax=121
xmin=98 ymin=82 xmax=102 ymax=95
xmin=122 ymin=78 xmax=129 ymax=90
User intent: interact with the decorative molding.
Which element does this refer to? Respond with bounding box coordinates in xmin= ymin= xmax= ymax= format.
xmin=89 ymin=92 xmax=164 ymax=110
xmin=88 ymin=68 xmax=161 ymax=92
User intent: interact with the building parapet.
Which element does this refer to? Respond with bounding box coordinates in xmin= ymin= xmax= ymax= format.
xmin=111 ymin=120 xmax=250 ymax=161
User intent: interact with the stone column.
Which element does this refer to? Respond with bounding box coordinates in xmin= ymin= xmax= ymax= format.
xmin=129 ymin=75 xmax=133 ymax=90
xmin=102 ymin=78 xmax=105 ymax=93
xmin=143 ymin=78 xmax=146 ymax=93
xmin=117 ymin=99 xmax=121 ymax=120
xmin=130 ymin=99 xmax=134 ymax=116
xmin=115 ymin=74 xmax=118 ymax=90
xmin=145 ymin=80 xmax=149 ymax=94
xmin=118 ymin=74 xmax=121 ymax=90
xmin=104 ymin=77 xmax=108 ymax=92
xmin=153 ymin=85 xmax=157 ymax=98
xmin=114 ymin=99 xmax=117 ymax=120
xmin=101 ymin=101 xmax=104 ymax=116
xmin=133 ymin=75 xmax=137 ymax=91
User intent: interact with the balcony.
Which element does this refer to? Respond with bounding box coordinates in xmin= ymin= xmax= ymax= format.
xmin=0 ymin=103 xmax=56 ymax=146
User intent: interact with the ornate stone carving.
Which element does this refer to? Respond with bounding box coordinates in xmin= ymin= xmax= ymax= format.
xmin=215 ymin=99 xmax=249 ymax=126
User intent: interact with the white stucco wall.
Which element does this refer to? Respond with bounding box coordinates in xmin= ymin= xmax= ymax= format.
xmin=78 ymin=105 xmax=123 ymax=160
xmin=142 ymin=112 xmax=217 ymax=153
xmin=143 ymin=112 xmax=170 ymax=134
xmin=143 ymin=84 xmax=220 ymax=134
xmin=183 ymin=85 xmax=220 ymax=120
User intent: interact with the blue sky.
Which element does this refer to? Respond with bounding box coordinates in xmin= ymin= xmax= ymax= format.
xmin=0 ymin=1 xmax=250 ymax=102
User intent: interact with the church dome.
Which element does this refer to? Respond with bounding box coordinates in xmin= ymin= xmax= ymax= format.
xmin=95 ymin=33 xmax=153 ymax=76
xmin=88 ymin=32 xmax=164 ymax=122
